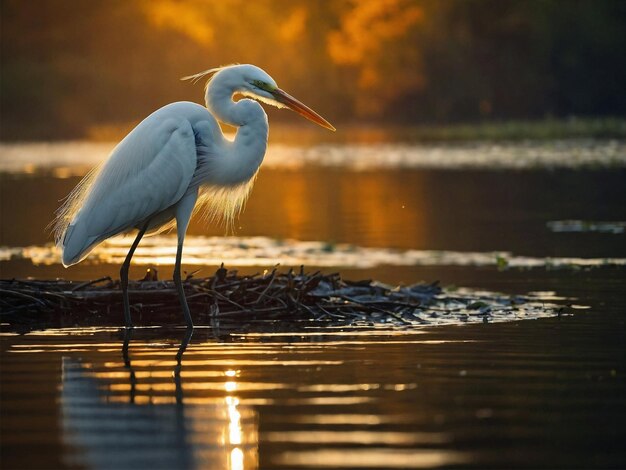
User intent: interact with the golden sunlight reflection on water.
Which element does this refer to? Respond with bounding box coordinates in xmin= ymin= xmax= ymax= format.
xmin=5 ymin=234 xmax=625 ymax=270
xmin=2 ymin=140 xmax=625 ymax=174
xmin=4 ymin=328 xmax=478 ymax=469
xmin=274 ymin=449 xmax=467 ymax=468
xmin=60 ymin=337 xmax=260 ymax=469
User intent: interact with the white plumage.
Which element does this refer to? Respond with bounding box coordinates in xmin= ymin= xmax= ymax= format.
xmin=53 ymin=64 xmax=335 ymax=328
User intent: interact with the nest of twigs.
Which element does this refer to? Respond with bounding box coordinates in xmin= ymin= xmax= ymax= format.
xmin=1 ymin=265 xmax=441 ymax=327
xmin=1 ymin=264 xmax=564 ymax=330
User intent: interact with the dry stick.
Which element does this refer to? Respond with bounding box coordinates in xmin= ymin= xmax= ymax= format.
xmin=297 ymin=302 xmax=327 ymax=320
xmin=318 ymin=305 xmax=350 ymax=320
xmin=208 ymin=306 xmax=287 ymax=318
xmin=337 ymin=295 xmax=412 ymax=325
xmin=189 ymin=288 xmax=247 ymax=312
xmin=254 ymin=270 xmax=277 ymax=305
xmin=0 ymin=289 xmax=47 ymax=307
xmin=71 ymin=276 xmax=113 ymax=292
xmin=215 ymin=275 xmax=261 ymax=290
xmin=263 ymin=289 xmax=289 ymax=309
xmin=8 ymin=279 xmax=58 ymax=288
xmin=0 ymin=304 xmax=46 ymax=317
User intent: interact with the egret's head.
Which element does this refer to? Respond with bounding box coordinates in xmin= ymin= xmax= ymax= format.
xmin=238 ymin=65 xmax=280 ymax=101
xmin=183 ymin=64 xmax=335 ymax=131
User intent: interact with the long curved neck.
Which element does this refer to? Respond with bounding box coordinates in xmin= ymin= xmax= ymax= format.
xmin=204 ymin=77 xmax=269 ymax=185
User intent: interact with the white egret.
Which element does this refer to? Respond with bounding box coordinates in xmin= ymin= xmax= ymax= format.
xmin=53 ymin=64 xmax=335 ymax=329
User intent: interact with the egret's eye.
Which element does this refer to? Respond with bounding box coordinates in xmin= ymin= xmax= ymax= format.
xmin=252 ymin=80 xmax=275 ymax=92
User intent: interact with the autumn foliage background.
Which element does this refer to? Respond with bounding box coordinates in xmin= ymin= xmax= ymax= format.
xmin=1 ymin=0 xmax=625 ymax=140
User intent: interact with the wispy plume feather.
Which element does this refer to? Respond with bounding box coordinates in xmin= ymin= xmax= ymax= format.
xmin=193 ymin=176 xmax=257 ymax=233
xmin=180 ymin=64 xmax=239 ymax=84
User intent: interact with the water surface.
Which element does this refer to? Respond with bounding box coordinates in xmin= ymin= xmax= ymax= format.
xmin=2 ymin=287 xmax=625 ymax=469
xmin=1 ymin=141 xmax=625 ymax=468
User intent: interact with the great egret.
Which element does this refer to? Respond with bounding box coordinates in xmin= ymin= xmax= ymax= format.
xmin=53 ymin=64 xmax=335 ymax=329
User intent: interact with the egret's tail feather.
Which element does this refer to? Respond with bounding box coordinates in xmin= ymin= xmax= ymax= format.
xmin=51 ymin=164 xmax=103 ymax=266
xmin=50 ymin=165 xmax=101 ymax=247
xmin=60 ymin=221 xmax=98 ymax=267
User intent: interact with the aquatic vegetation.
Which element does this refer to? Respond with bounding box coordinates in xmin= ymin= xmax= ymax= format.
xmin=547 ymin=220 xmax=626 ymax=234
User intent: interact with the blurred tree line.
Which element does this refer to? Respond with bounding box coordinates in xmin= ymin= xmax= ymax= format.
xmin=1 ymin=0 xmax=625 ymax=140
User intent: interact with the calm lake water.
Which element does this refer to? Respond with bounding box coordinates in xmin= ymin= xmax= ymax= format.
xmin=1 ymin=140 xmax=625 ymax=468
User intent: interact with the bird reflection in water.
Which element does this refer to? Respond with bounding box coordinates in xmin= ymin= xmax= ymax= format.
xmin=61 ymin=329 xmax=258 ymax=469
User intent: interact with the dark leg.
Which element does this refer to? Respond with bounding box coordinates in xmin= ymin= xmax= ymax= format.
xmin=120 ymin=223 xmax=149 ymax=328
xmin=174 ymin=327 xmax=193 ymax=405
xmin=173 ymin=239 xmax=194 ymax=329
xmin=122 ymin=328 xmax=136 ymax=403
xmin=174 ymin=190 xmax=197 ymax=329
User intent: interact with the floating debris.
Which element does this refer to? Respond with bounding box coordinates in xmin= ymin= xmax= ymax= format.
xmin=547 ymin=220 xmax=626 ymax=234
xmin=0 ymin=266 xmax=569 ymax=330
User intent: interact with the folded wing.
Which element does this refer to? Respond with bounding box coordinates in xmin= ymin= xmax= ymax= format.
xmin=60 ymin=117 xmax=197 ymax=266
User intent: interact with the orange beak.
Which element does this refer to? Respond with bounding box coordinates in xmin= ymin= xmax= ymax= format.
xmin=272 ymin=88 xmax=336 ymax=131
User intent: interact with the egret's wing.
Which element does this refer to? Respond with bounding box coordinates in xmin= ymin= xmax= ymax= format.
xmin=61 ymin=117 xmax=197 ymax=265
